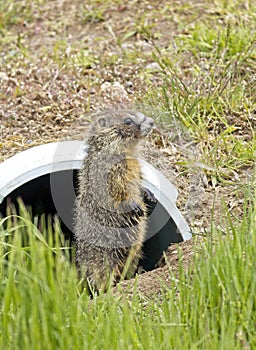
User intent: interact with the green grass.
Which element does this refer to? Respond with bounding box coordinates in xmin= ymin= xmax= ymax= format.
xmin=0 ymin=191 xmax=256 ymax=349
xmin=143 ymin=10 xmax=256 ymax=183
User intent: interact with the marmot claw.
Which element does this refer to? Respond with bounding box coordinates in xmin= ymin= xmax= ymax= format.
xmin=130 ymin=201 xmax=144 ymax=217
xmin=143 ymin=188 xmax=157 ymax=202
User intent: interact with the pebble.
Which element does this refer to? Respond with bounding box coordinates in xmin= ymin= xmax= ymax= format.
xmin=0 ymin=72 xmax=9 ymax=81
xmin=125 ymin=81 xmax=133 ymax=88
xmin=145 ymin=62 xmax=161 ymax=71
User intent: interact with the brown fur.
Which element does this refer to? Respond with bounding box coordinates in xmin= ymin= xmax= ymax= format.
xmin=74 ymin=109 xmax=154 ymax=292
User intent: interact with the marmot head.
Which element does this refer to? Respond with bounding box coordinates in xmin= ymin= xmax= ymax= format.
xmin=87 ymin=110 xmax=154 ymax=151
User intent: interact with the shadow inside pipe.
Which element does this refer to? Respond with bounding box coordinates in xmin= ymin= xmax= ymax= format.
xmin=0 ymin=170 xmax=183 ymax=272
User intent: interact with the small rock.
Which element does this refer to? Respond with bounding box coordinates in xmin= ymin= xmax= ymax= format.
xmin=125 ymin=81 xmax=133 ymax=88
xmin=100 ymin=81 xmax=111 ymax=92
xmin=0 ymin=72 xmax=9 ymax=81
xmin=120 ymin=43 xmax=135 ymax=50
xmin=26 ymin=140 xmax=33 ymax=145
xmin=101 ymin=81 xmax=129 ymax=101
xmin=145 ymin=62 xmax=161 ymax=71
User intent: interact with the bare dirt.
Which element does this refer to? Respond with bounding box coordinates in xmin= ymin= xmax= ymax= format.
xmin=0 ymin=0 xmax=254 ymax=299
xmin=112 ymin=238 xmax=198 ymax=300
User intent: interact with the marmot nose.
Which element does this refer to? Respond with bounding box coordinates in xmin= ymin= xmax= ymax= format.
xmin=140 ymin=117 xmax=154 ymax=136
xmin=146 ymin=117 xmax=154 ymax=130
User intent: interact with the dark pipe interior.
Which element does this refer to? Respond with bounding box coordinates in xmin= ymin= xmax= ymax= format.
xmin=0 ymin=170 xmax=183 ymax=271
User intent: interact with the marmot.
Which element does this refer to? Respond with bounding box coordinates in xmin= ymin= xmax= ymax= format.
xmin=74 ymin=108 xmax=154 ymax=292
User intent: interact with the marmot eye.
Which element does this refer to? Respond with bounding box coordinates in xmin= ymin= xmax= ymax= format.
xmin=124 ymin=118 xmax=133 ymax=125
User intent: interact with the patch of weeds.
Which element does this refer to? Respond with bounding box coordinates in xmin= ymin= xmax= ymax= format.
xmin=82 ymin=4 xmax=106 ymax=23
xmin=198 ymin=128 xmax=255 ymax=185
xmin=121 ymin=48 xmax=147 ymax=66
xmin=185 ymin=192 xmax=256 ymax=348
xmin=50 ymin=40 xmax=98 ymax=71
xmin=100 ymin=53 xmax=121 ymax=67
xmin=144 ymin=22 xmax=255 ymax=182
xmin=0 ymin=37 xmax=31 ymax=72
xmin=51 ymin=39 xmax=69 ymax=63
xmin=212 ymin=0 xmax=256 ymax=13
xmin=71 ymin=49 xmax=99 ymax=70
xmin=134 ymin=13 xmax=157 ymax=39
xmin=175 ymin=20 xmax=256 ymax=59
xmin=117 ymin=11 xmax=157 ymax=46
xmin=0 ymin=0 xmax=36 ymax=30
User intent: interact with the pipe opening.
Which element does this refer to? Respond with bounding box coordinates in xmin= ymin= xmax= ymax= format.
xmin=0 ymin=170 xmax=183 ymax=273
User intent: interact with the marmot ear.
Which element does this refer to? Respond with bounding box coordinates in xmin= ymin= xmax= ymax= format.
xmin=97 ymin=117 xmax=107 ymax=127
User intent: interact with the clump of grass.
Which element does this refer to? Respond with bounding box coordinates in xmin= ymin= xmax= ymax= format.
xmin=0 ymin=204 xmax=85 ymax=349
xmin=50 ymin=40 xmax=99 ymax=71
xmin=175 ymin=190 xmax=256 ymax=348
xmin=1 ymin=190 xmax=256 ymax=349
xmin=82 ymin=4 xmax=106 ymax=24
xmin=177 ymin=21 xmax=256 ymax=59
xmin=144 ymin=13 xmax=256 ymax=183
xmin=0 ymin=0 xmax=47 ymax=30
